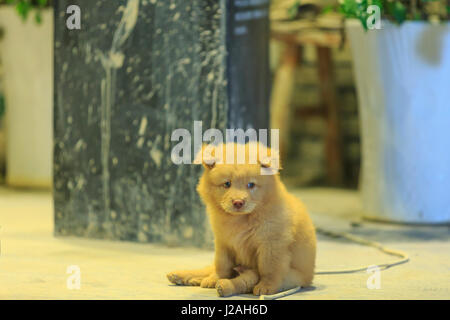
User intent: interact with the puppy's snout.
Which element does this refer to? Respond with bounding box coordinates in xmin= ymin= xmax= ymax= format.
xmin=232 ymin=199 xmax=245 ymax=209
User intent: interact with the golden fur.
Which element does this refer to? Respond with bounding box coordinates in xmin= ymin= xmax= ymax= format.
xmin=167 ymin=142 xmax=316 ymax=297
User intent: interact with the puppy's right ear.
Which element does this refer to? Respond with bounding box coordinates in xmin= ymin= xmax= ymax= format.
xmin=194 ymin=143 xmax=217 ymax=170
xmin=202 ymin=143 xmax=219 ymax=169
xmin=202 ymin=157 xmax=216 ymax=170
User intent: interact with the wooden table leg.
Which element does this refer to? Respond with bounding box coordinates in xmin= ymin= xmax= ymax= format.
xmin=316 ymin=46 xmax=344 ymax=186
xmin=270 ymin=43 xmax=302 ymax=159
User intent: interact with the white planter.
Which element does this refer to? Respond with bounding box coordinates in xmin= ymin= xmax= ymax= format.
xmin=347 ymin=20 xmax=450 ymax=224
xmin=0 ymin=6 xmax=53 ymax=188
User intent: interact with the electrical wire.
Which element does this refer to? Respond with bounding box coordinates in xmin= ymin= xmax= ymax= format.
xmin=260 ymin=226 xmax=410 ymax=300
xmin=314 ymin=227 xmax=409 ymax=275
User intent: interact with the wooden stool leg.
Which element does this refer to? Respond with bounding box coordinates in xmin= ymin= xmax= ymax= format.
xmin=270 ymin=43 xmax=301 ymax=158
xmin=316 ymin=46 xmax=343 ymax=185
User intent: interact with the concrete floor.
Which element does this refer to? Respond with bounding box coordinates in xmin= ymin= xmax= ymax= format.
xmin=0 ymin=186 xmax=448 ymax=300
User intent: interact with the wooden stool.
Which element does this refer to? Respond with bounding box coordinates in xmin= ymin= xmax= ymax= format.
xmin=270 ymin=20 xmax=345 ymax=185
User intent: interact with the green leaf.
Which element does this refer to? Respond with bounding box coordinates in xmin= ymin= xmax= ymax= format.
xmin=287 ymin=0 xmax=301 ymax=19
xmin=392 ymin=1 xmax=407 ymax=24
xmin=413 ymin=11 xmax=422 ymax=21
xmin=4 ymin=0 xmax=51 ymax=24
xmin=322 ymin=4 xmax=335 ymax=14
xmin=15 ymin=1 xmax=31 ymax=21
xmin=37 ymin=0 xmax=48 ymax=8
xmin=35 ymin=10 xmax=42 ymax=24
xmin=384 ymin=1 xmax=407 ymax=24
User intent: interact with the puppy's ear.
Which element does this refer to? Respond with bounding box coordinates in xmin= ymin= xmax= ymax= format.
xmin=258 ymin=158 xmax=283 ymax=170
xmin=258 ymin=145 xmax=282 ymax=175
xmin=203 ymin=143 xmax=219 ymax=169
xmin=194 ymin=143 xmax=220 ymax=170
xmin=259 ymin=158 xmax=271 ymax=169
xmin=203 ymin=157 xmax=216 ymax=170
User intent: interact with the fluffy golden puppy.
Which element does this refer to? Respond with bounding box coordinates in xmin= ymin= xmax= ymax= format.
xmin=167 ymin=142 xmax=316 ymax=297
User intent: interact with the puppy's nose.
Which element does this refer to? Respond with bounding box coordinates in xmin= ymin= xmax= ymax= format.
xmin=232 ymin=199 xmax=245 ymax=209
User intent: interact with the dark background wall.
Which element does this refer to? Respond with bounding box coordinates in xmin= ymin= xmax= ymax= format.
xmin=53 ymin=0 xmax=270 ymax=247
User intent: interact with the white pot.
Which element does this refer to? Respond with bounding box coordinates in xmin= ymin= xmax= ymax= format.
xmin=347 ymin=20 xmax=450 ymax=224
xmin=0 ymin=6 xmax=53 ymax=188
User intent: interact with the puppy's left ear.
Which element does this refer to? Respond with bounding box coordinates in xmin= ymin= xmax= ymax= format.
xmin=258 ymin=147 xmax=282 ymax=175
xmin=259 ymin=158 xmax=283 ymax=171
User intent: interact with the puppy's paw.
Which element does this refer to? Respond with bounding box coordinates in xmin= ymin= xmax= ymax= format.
xmin=253 ymin=281 xmax=279 ymax=296
xmin=187 ymin=277 xmax=203 ymax=286
xmin=200 ymin=274 xmax=219 ymax=288
xmin=167 ymin=272 xmax=184 ymax=285
xmin=216 ymin=279 xmax=235 ymax=297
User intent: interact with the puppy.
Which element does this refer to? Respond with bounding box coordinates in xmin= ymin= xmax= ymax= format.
xmin=167 ymin=142 xmax=316 ymax=297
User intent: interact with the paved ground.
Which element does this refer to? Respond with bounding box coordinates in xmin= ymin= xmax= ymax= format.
xmin=0 ymin=187 xmax=448 ymax=299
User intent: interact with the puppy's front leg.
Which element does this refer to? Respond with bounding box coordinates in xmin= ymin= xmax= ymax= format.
xmin=253 ymin=244 xmax=289 ymax=295
xmin=216 ymin=268 xmax=259 ymax=297
xmin=200 ymin=244 xmax=234 ymax=288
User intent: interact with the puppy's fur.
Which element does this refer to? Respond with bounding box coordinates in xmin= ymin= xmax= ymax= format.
xmin=167 ymin=142 xmax=316 ymax=297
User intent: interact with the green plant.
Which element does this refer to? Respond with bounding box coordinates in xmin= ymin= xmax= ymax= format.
xmin=339 ymin=0 xmax=450 ymax=29
xmin=287 ymin=0 xmax=302 ymax=19
xmin=0 ymin=0 xmax=52 ymax=24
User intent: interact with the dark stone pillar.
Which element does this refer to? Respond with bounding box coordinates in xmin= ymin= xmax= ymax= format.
xmin=53 ymin=0 xmax=270 ymax=247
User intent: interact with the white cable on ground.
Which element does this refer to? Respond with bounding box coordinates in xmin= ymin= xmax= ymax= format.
xmin=260 ymin=286 xmax=301 ymax=300
xmin=314 ymin=227 xmax=409 ymax=275
xmin=259 ymin=226 xmax=410 ymax=300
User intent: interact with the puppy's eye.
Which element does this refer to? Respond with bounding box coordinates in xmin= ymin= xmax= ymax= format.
xmin=223 ymin=181 xmax=231 ymax=188
xmin=247 ymin=182 xmax=256 ymax=189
